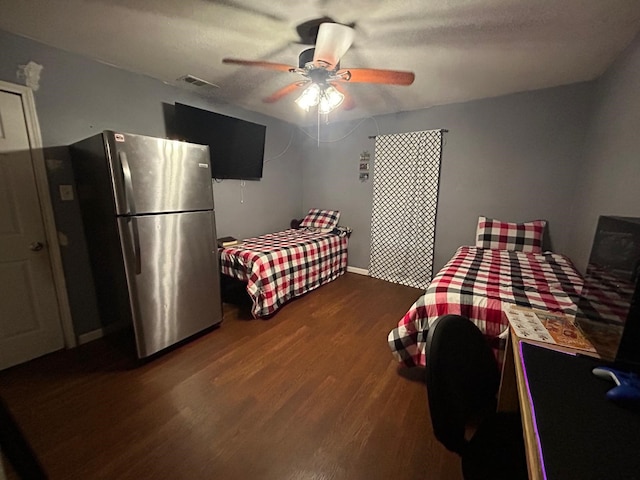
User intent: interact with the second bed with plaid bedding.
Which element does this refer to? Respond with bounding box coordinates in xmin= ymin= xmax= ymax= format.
xmin=220 ymin=228 xmax=348 ymax=318
xmin=388 ymin=246 xmax=584 ymax=367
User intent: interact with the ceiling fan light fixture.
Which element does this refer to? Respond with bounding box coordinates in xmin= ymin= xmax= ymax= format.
xmin=318 ymin=85 xmax=344 ymax=114
xmin=295 ymin=83 xmax=321 ymax=111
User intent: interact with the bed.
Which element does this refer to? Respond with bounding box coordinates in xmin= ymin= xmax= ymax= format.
xmin=388 ymin=217 xmax=585 ymax=367
xmin=219 ymin=209 xmax=349 ymax=318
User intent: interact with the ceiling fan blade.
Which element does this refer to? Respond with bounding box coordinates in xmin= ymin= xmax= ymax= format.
xmin=263 ymin=82 xmax=306 ymax=103
xmin=312 ymin=23 xmax=355 ymax=69
xmin=222 ymin=58 xmax=295 ymax=72
xmin=338 ymin=68 xmax=415 ymax=86
xmin=331 ymin=83 xmax=356 ymax=110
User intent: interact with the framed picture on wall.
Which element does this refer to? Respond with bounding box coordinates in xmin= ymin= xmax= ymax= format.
xmin=359 ymin=162 xmax=369 ymax=171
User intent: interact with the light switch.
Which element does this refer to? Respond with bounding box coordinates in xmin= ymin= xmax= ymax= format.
xmin=59 ymin=184 xmax=74 ymax=201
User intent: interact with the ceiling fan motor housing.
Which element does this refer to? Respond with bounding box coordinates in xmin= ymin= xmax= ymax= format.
xmin=298 ymin=48 xmax=340 ymax=70
xmin=298 ymin=48 xmax=314 ymax=68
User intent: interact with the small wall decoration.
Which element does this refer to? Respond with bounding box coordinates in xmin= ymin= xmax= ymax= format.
xmin=359 ymin=150 xmax=370 ymax=181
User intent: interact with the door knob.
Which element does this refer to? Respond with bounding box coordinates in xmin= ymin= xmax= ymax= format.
xmin=29 ymin=241 xmax=44 ymax=252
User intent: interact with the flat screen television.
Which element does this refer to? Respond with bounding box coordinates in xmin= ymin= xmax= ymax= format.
xmin=575 ymin=215 xmax=640 ymax=370
xmin=173 ymin=103 xmax=266 ymax=180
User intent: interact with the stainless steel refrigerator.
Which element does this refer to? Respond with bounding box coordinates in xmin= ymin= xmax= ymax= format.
xmin=71 ymin=131 xmax=222 ymax=358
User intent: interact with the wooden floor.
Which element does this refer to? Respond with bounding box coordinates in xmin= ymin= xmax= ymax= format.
xmin=0 ymin=273 xmax=462 ymax=480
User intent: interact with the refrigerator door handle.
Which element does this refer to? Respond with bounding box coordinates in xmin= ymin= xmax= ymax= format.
xmin=119 ymin=152 xmax=137 ymax=215
xmin=129 ymin=216 xmax=142 ymax=275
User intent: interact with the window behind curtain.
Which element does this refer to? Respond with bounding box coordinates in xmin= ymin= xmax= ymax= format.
xmin=369 ymin=130 xmax=443 ymax=289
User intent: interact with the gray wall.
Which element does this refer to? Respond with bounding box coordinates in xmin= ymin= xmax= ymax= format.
xmin=565 ymin=32 xmax=640 ymax=272
xmin=0 ymin=29 xmax=303 ymax=336
xmin=301 ymin=83 xmax=597 ymax=273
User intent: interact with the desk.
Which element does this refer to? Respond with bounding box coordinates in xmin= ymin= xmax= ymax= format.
xmin=498 ymin=331 xmax=559 ymax=480
xmin=499 ymin=329 xmax=640 ymax=480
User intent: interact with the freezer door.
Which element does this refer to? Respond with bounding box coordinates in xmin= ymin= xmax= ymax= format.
xmin=117 ymin=210 xmax=222 ymax=358
xmin=105 ymin=131 xmax=214 ymax=215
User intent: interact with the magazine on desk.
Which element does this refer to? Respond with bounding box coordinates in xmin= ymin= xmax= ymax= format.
xmin=505 ymin=305 xmax=597 ymax=353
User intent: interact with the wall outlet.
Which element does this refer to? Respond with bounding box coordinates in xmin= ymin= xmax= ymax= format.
xmin=59 ymin=184 xmax=74 ymax=201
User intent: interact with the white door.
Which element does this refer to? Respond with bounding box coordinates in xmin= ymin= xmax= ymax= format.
xmin=0 ymin=89 xmax=65 ymax=370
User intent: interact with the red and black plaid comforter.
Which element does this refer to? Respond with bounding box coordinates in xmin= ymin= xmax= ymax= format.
xmin=388 ymin=246 xmax=584 ymax=367
xmin=219 ymin=228 xmax=348 ymax=317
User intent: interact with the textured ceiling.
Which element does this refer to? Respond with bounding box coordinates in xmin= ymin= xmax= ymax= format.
xmin=1 ymin=0 xmax=640 ymax=125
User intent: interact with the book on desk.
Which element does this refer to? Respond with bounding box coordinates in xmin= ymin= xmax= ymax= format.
xmin=217 ymin=236 xmax=239 ymax=248
xmin=505 ymin=305 xmax=597 ymax=353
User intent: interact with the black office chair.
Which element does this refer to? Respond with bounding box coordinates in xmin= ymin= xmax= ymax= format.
xmin=425 ymin=314 xmax=527 ymax=480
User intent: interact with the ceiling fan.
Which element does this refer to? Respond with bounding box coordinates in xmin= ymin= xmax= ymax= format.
xmin=222 ymin=22 xmax=415 ymax=114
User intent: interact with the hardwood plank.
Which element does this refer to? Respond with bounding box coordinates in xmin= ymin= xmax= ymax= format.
xmin=0 ymin=273 xmax=463 ymax=480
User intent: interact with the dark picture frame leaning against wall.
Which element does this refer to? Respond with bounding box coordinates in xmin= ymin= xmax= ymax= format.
xmin=575 ymin=216 xmax=640 ymax=370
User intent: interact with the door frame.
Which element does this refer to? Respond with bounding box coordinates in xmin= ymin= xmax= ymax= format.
xmin=1 ymin=80 xmax=76 ymax=348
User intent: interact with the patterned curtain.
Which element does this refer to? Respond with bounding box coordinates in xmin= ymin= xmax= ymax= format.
xmin=368 ymin=130 xmax=443 ymax=289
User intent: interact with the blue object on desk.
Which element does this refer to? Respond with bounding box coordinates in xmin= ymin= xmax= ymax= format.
xmin=520 ymin=342 xmax=640 ymax=480
xmin=592 ymin=366 xmax=640 ymax=408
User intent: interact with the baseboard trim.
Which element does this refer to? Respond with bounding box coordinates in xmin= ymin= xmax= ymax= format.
xmin=347 ymin=266 xmax=369 ymax=276
xmin=77 ymin=322 xmax=129 ymax=346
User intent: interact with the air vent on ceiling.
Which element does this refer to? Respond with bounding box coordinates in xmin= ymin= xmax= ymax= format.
xmin=177 ymin=75 xmax=220 ymax=89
